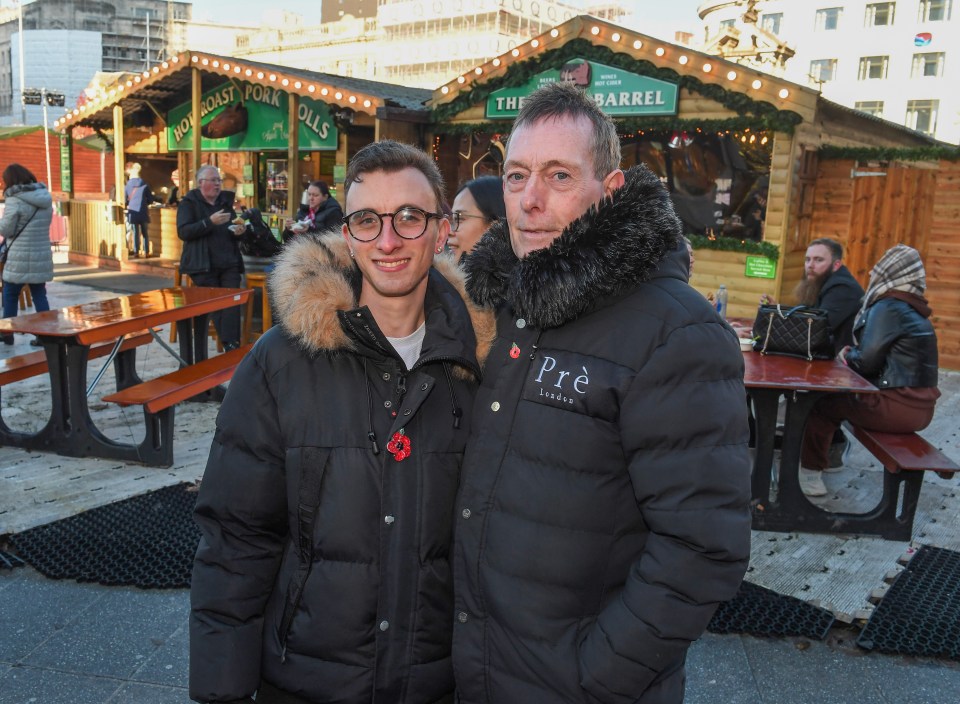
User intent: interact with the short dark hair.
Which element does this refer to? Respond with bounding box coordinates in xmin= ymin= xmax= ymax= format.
xmin=2 ymin=163 xmax=37 ymax=188
xmin=456 ymin=175 xmax=505 ymax=222
xmin=308 ymin=180 xmax=330 ymax=197
xmin=344 ymin=141 xmax=445 ymax=212
xmin=809 ymin=237 xmax=843 ymax=261
xmin=508 ymin=81 xmax=621 ymax=180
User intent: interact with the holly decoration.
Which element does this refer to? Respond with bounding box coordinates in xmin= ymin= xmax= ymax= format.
xmin=386 ymin=429 xmax=412 ymax=462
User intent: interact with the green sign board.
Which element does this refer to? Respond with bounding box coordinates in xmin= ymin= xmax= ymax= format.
xmin=486 ymin=58 xmax=678 ymax=119
xmin=167 ymin=81 xmax=337 ymax=151
xmin=59 ymin=135 xmax=72 ymax=194
xmin=745 ymin=255 xmax=777 ymax=279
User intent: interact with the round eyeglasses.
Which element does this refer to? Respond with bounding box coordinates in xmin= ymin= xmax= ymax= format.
xmin=451 ymin=211 xmax=488 ymax=232
xmin=343 ymin=207 xmax=443 ymax=242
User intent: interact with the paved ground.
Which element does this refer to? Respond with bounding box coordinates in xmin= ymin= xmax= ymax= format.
xmin=2 ymin=262 xmax=960 ymax=703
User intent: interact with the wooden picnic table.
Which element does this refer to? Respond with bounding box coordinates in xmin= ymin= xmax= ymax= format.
xmin=0 ymin=286 xmax=251 ymax=464
xmin=742 ymin=349 xmax=878 ymax=534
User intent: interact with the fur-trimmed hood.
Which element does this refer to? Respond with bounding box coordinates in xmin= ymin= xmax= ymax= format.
xmin=268 ymin=232 xmax=495 ymax=370
xmin=464 ymin=165 xmax=684 ymax=329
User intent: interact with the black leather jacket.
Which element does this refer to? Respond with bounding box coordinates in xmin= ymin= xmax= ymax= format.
xmin=846 ymin=296 xmax=938 ymax=389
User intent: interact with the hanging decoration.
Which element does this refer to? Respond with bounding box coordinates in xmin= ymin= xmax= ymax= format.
xmin=687 ymin=234 xmax=780 ymax=261
xmin=819 ymin=145 xmax=960 ymax=162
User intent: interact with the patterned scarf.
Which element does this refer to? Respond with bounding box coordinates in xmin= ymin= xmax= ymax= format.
xmin=855 ymin=244 xmax=926 ymax=329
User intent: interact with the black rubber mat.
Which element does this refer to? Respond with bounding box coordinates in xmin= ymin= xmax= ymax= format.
xmin=10 ymin=483 xmax=199 ymax=589
xmin=0 ymin=550 xmax=25 ymax=569
xmin=708 ymin=579 xmax=836 ymax=640
xmin=857 ymin=546 xmax=960 ymax=660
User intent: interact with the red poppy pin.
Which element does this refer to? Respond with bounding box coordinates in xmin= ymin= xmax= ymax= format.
xmin=509 ymin=343 xmax=521 ymax=359
xmin=386 ymin=429 xmax=411 ymax=462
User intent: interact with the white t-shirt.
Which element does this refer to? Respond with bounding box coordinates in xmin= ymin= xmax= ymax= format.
xmin=386 ymin=322 xmax=426 ymax=370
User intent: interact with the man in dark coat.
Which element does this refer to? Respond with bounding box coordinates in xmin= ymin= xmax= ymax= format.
xmin=797 ymin=237 xmax=865 ymax=352
xmin=452 ymin=83 xmax=751 ymax=704
xmin=176 ymin=165 xmax=245 ymax=351
xmin=189 ymin=141 xmax=494 ymax=704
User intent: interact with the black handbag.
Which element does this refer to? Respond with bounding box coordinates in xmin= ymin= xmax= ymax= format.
xmin=752 ymin=304 xmax=834 ymax=361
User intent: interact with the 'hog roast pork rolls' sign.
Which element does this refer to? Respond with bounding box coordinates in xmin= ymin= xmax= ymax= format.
xmin=167 ymin=81 xmax=338 ymax=151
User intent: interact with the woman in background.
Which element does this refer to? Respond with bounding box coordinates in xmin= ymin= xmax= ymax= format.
xmin=282 ymin=180 xmax=342 ymax=241
xmin=799 ymin=244 xmax=940 ymax=496
xmin=1 ymin=163 xmax=53 ymax=345
xmin=448 ymin=175 xmax=505 ymax=261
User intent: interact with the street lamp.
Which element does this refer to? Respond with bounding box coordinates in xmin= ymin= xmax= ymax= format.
xmin=22 ymin=88 xmax=65 ymax=190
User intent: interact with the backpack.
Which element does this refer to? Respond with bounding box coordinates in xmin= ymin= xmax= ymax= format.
xmin=238 ymin=208 xmax=282 ymax=257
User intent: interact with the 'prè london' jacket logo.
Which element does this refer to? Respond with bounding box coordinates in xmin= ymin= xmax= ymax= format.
xmin=521 ymin=350 xmax=632 ymax=420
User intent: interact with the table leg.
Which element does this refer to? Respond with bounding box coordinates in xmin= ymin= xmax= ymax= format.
xmin=749 ymin=389 xmax=781 ymax=508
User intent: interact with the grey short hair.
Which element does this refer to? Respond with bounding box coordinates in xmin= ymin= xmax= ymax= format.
xmin=196 ymin=165 xmax=220 ymax=182
xmin=508 ymin=81 xmax=621 ymax=180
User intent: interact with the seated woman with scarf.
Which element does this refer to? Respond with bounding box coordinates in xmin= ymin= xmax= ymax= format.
xmin=798 ymin=244 xmax=941 ymax=497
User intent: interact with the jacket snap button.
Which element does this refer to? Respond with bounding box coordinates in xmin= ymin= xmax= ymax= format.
xmin=421 ymin=383 xmax=428 ymax=391
xmin=516 ymin=318 xmax=526 ymax=328
xmin=461 ymin=508 xmax=471 ymax=519
xmin=379 ymin=620 xmax=389 ymax=631
xmin=457 ymin=611 xmax=469 ymax=623
xmin=491 ymin=401 xmax=500 ymax=412
xmin=382 ymin=372 xmax=391 ymax=381
xmin=385 ymin=515 xmax=395 ymax=524
xmin=403 ymin=409 xmax=412 ymax=416
xmin=384 ymin=400 xmax=392 ymax=408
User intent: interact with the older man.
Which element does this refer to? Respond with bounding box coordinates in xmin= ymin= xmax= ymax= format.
xmin=176 ymin=165 xmax=245 ymax=351
xmin=453 ymin=82 xmax=751 ymax=703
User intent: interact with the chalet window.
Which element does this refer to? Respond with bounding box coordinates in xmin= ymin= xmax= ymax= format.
xmin=858 ymin=55 xmax=889 ymax=79
xmin=912 ymin=52 xmax=945 ymax=76
xmin=815 ymin=7 xmax=843 ymax=30
xmin=918 ymin=0 xmax=951 ymax=21
xmin=810 ymin=58 xmax=838 ymax=83
xmin=855 ymin=100 xmax=885 ymax=117
xmin=761 ymin=12 xmax=783 ymax=33
xmin=905 ymin=99 xmax=939 ymax=134
xmin=865 ymin=2 xmax=896 ymax=25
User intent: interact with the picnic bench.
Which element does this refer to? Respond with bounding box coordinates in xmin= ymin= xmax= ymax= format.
xmin=101 ymin=343 xmax=253 ymax=467
xmin=0 ymin=286 xmax=252 ymax=465
xmin=0 ymin=331 xmax=155 ymax=440
xmin=835 ymin=424 xmax=960 ymax=541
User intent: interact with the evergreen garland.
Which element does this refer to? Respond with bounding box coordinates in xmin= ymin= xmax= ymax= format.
xmin=432 ymin=39 xmax=803 ymax=134
xmin=687 ymin=234 xmax=780 ymax=261
xmin=433 ymin=116 xmax=762 ymax=135
xmin=819 ymin=145 xmax=960 ymax=162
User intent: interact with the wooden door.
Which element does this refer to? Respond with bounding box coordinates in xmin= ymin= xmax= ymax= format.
xmin=845 ymin=165 xmax=936 ymax=284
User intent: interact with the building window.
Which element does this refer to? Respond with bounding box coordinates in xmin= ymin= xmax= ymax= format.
xmin=719 ymin=19 xmax=736 ymax=30
xmin=815 ymin=7 xmax=843 ymax=30
xmin=918 ymin=0 xmax=951 ymax=21
xmin=906 ymin=99 xmax=939 ymax=134
xmin=810 ymin=58 xmax=838 ymax=83
xmin=855 ymin=100 xmax=885 ymax=117
xmin=865 ymin=2 xmax=896 ymax=25
xmin=912 ymin=52 xmax=945 ymax=76
xmin=761 ymin=12 xmax=783 ymax=33
xmin=858 ymin=55 xmax=890 ymax=79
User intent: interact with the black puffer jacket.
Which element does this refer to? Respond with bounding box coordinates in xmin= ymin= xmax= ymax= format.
xmin=453 ymin=166 xmax=752 ymax=704
xmin=845 ymin=293 xmax=938 ymax=389
xmin=177 ymin=188 xmax=243 ymax=275
xmin=190 ymin=234 xmax=494 ymax=703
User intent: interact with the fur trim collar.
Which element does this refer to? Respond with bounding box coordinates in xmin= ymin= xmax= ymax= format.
xmin=269 ymin=232 xmax=495 ymax=367
xmin=464 ymin=165 xmax=682 ymax=329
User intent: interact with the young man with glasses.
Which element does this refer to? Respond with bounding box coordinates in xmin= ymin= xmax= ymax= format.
xmin=176 ymin=164 xmax=245 ymax=351
xmin=190 ymin=140 xmax=492 ymax=704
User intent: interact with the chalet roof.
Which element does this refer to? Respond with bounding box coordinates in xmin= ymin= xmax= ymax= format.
xmin=54 ymin=50 xmax=432 ymax=133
